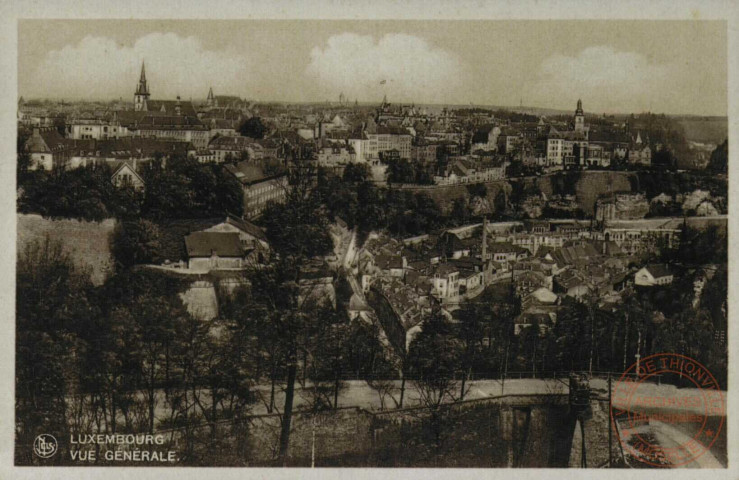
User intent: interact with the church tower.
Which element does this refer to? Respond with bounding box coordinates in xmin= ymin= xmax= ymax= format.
xmin=574 ymin=98 xmax=585 ymax=133
xmin=134 ymin=61 xmax=150 ymax=112
xmin=207 ymin=87 xmax=215 ymax=108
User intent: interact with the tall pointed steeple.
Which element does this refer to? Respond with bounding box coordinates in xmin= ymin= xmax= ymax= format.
xmin=136 ymin=61 xmax=149 ymax=96
xmin=134 ymin=60 xmax=150 ymax=111
xmin=207 ymin=86 xmax=215 ymax=107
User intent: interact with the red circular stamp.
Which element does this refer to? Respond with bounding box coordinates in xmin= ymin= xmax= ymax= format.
xmin=610 ymin=353 xmax=725 ymax=468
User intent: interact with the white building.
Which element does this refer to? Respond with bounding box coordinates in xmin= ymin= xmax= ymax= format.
xmin=67 ymin=119 xmax=129 ymax=140
xmin=635 ymin=264 xmax=674 ymax=287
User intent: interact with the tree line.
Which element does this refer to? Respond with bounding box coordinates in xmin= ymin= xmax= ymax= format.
xmin=17 ymin=155 xmax=244 ymax=222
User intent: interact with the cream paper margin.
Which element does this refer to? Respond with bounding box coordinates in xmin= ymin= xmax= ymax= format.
xmin=0 ymin=1 xmax=737 ymax=479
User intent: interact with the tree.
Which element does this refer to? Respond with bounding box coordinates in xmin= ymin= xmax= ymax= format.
xmin=706 ymin=139 xmax=728 ymax=174
xmin=342 ymin=162 xmax=371 ymax=183
xmin=551 ymin=300 xmax=588 ymax=372
xmin=263 ymin=158 xmax=286 ymax=177
xmin=112 ymin=219 xmax=161 ymax=268
xmin=386 ymin=158 xmax=416 ymax=184
xmin=260 ymin=164 xmax=333 ymax=259
xmin=407 ymin=310 xmax=463 ymax=454
xmin=18 ymin=164 xmax=127 ymax=221
xmin=17 ymin=129 xmax=32 ymax=185
xmin=450 ymin=197 xmax=470 ymax=226
xmin=238 ymin=117 xmax=268 ymax=139
xmin=244 ymin=258 xmax=333 ymax=465
xmin=305 ymin=309 xmax=351 ymax=410
xmin=213 ymin=165 xmax=245 ymax=217
xmin=454 ymin=303 xmax=486 ymax=399
xmin=466 ymin=183 xmax=487 ymax=198
xmin=16 ymin=237 xmax=97 ymax=464
xmin=245 ymin=159 xmax=336 ymax=465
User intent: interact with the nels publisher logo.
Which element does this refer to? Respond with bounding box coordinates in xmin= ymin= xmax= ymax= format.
xmin=33 ymin=434 xmax=58 ymax=459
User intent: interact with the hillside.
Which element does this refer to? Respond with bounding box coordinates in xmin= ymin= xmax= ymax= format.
xmin=674 ymin=117 xmax=728 ymax=145
xmin=17 ymin=214 xmax=117 ymax=285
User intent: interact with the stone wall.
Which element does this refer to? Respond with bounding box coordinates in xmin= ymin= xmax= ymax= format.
xmin=162 ymin=395 xmax=575 ymax=467
xmin=178 ymin=280 xmax=219 ymax=321
xmin=369 ymin=395 xmax=573 ymax=467
xmin=568 ymin=400 xmax=621 ymax=468
xmin=394 ymin=171 xmax=637 ymax=217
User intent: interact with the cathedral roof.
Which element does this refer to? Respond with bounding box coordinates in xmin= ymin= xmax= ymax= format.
xmin=146 ymin=100 xmax=197 ymax=117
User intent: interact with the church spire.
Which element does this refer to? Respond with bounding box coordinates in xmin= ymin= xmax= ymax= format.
xmin=134 ymin=60 xmax=150 ymax=111
xmin=135 ymin=61 xmax=150 ymax=96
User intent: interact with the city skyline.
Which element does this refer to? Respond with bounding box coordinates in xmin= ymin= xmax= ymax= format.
xmin=19 ymin=19 xmax=727 ymax=116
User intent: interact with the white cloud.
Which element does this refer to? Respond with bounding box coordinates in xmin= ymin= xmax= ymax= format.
xmin=526 ymin=46 xmax=678 ymax=113
xmin=306 ymin=33 xmax=470 ymax=104
xmin=27 ymin=33 xmax=254 ymax=100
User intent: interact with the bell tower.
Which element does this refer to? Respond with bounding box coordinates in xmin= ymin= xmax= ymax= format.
xmin=574 ymin=98 xmax=585 ymax=133
xmin=134 ymin=61 xmax=150 ymax=112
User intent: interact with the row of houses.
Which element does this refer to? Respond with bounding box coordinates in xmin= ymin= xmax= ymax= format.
xmin=356 ymin=217 xmax=683 ymax=343
xmin=470 ymin=100 xmax=653 ymax=170
xmin=23 ymin=127 xmax=289 ymax=219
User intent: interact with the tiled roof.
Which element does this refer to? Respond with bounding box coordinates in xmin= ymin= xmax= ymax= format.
xmin=349 ymin=293 xmax=372 ymax=312
xmin=486 ymin=242 xmax=519 ymax=254
xmin=155 ymin=218 xmax=240 ymax=263
xmin=136 ymin=115 xmax=206 ymax=129
xmin=110 ymin=161 xmax=144 ymax=184
xmin=435 ymin=263 xmax=459 ymax=276
xmin=556 ymin=270 xmax=587 ymax=290
xmin=225 ymin=214 xmax=268 ymax=242
xmin=224 ymin=161 xmax=279 ymax=185
xmin=209 ymin=135 xmax=256 ymax=150
xmin=588 ymin=129 xmax=630 ymax=144
xmin=373 ymin=126 xmax=411 ymax=136
xmin=376 ymin=254 xmax=404 ymax=270
xmin=78 ymin=137 xmax=194 ymax=158
xmin=147 ymin=100 xmax=197 ymax=117
xmin=644 ymin=264 xmax=673 ymax=279
xmin=185 ymin=232 xmax=243 ymax=258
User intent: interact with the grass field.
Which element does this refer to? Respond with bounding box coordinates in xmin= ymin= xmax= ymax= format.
xmin=17 ymin=213 xmax=116 ymax=285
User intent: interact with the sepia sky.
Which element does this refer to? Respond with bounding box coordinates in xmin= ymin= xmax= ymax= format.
xmin=18 ymin=20 xmax=727 ymax=115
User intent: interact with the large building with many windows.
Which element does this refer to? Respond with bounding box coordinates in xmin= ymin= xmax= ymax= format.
xmin=225 ymin=161 xmax=288 ymax=218
xmin=349 ymin=126 xmax=412 ymax=163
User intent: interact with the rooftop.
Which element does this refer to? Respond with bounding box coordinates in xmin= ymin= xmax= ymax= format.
xmin=185 ymin=232 xmax=243 ymax=258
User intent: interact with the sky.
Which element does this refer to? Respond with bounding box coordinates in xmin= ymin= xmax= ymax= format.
xmin=18 ymin=20 xmax=727 ymax=116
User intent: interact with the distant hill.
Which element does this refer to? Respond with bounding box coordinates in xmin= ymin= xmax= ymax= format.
xmin=673 ymin=116 xmax=728 ymax=145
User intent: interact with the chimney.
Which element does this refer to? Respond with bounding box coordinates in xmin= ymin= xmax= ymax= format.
xmin=482 ymin=216 xmax=488 ymax=261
